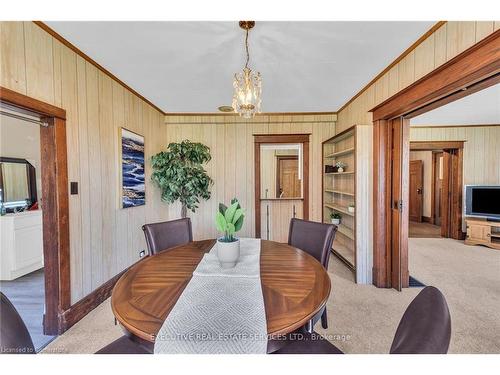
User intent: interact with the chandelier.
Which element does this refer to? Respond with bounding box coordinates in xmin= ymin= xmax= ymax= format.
xmin=232 ymin=21 xmax=262 ymax=119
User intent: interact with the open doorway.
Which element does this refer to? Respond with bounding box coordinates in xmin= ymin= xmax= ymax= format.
xmin=408 ymin=142 xmax=464 ymax=240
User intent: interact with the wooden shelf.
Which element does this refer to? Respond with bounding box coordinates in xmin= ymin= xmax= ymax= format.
xmin=325 ymin=171 xmax=355 ymax=175
xmin=324 ymin=147 xmax=355 ymax=158
xmin=337 ymin=224 xmax=355 ymax=240
xmin=324 ymin=189 xmax=355 ymax=196
xmin=324 ymin=203 xmax=355 ymax=217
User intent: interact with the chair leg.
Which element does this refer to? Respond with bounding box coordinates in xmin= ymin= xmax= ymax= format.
xmin=321 ymin=309 xmax=328 ymax=329
xmin=305 ymin=319 xmax=313 ymax=333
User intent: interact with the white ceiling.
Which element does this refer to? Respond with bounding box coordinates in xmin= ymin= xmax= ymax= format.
xmin=411 ymin=84 xmax=500 ymax=126
xmin=46 ymin=21 xmax=434 ymax=113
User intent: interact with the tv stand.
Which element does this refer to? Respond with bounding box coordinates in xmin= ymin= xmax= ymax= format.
xmin=465 ymin=218 xmax=500 ymax=250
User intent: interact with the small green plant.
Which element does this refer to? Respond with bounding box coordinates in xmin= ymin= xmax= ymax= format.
xmin=335 ymin=161 xmax=347 ymax=169
xmin=330 ymin=212 xmax=342 ymax=220
xmin=216 ymin=198 xmax=245 ymax=242
xmin=348 ymin=203 xmax=355 ymax=208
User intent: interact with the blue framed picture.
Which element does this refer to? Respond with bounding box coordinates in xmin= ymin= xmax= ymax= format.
xmin=120 ymin=128 xmax=145 ymax=208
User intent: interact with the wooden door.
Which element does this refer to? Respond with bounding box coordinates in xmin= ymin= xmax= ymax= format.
xmin=390 ymin=117 xmax=410 ymax=291
xmin=433 ymin=152 xmax=443 ymax=225
xmin=277 ymin=157 xmax=301 ymax=198
xmin=409 ymin=160 xmax=423 ymax=222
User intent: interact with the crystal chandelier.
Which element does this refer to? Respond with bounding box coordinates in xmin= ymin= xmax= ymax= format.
xmin=232 ymin=21 xmax=262 ymax=119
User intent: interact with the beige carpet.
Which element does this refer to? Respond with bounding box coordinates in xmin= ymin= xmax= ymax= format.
xmin=42 ymin=238 xmax=500 ymax=354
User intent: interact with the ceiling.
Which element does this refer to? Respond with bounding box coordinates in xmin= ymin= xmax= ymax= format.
xmin=47 ymin=21 xmax=435 ymax=113
xmin=411 ymin=83 xmax=500 ymax=126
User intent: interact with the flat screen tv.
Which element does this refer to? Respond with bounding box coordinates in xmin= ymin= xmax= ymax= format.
xmin=464 ymin=185 xmax=500 ymax=221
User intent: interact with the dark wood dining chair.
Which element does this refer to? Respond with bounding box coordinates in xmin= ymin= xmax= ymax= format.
xmin=0 ymin=292 xmax=35 ymax=354
xmin=0 ymin=292 xmax=150 ymax=354
xmin=288 ymin=218 xmax=337 ymax=331
xmin=142 ymin=218 xmax=193 ymax=256
xmin=274 ymin=286 xmax=451 ymax=354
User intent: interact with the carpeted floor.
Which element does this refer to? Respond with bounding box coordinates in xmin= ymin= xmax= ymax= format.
xmin=42 ymin=238 xmax=500 ymax=354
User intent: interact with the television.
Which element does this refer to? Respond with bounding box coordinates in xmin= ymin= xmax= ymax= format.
xmin=464 ymin=185 xmax=500 ymax=221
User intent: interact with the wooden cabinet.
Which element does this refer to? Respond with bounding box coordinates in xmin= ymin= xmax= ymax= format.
xmin=465 ymin=218 xmax=500 ymax=250
xmin=0 ymin=210 xmax=44 ymax=280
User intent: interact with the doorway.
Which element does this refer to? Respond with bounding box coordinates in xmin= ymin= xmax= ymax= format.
xmin=254 ymin=134 xmax=310 ymax=241
xmin=0 ymin=87 xmax=70 ymax=336
xmin=370 ymin=30 xmax=499 ymax=290
xmin=408 ymin=143 xmax=464 ymax=239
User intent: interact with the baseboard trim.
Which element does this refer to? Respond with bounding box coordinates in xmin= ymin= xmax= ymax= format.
xmin=58 ymin=268 xmax=128 ymax=333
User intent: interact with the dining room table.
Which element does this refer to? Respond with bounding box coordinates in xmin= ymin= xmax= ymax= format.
xmin=111 ymin=238 xmax=331 ymax=353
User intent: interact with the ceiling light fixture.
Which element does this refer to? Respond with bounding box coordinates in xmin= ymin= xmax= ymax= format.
xmin=232 ymin=21 xmax=262 ymax=119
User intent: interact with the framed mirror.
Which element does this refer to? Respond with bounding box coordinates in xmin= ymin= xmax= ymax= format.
xmin=0 ymin=157 xmax=37 ymax=212
xmin=260 ymin=143 xmax=303 ymax=199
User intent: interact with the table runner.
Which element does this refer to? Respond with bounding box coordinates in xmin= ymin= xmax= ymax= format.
xmin=154 ymin=238 xmax=268 ymax=354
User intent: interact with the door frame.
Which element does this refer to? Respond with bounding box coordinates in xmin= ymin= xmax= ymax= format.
xmin=254 ymin=134 xmax=310 ymax=238
xmin=410 ymin=141 xmax=464 ymax=238
xmin=370 ymin=30 xmax=500 ymax=289
xmin=0 ymin=86 xmax=70 ymax=334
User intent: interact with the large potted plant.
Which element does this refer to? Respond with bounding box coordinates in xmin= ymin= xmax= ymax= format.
xmin=215 ymin=198 xmax=245 ymax=268
xmin=151 ymin=140 xmax=213 ymax=218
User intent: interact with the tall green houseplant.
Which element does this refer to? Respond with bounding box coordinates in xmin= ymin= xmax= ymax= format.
xmin=151 ymin=140 xmax=213 ymax=218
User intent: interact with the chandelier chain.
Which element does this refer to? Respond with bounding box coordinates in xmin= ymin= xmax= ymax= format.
xmin=244 ymin=28 xmax=250 ymax=69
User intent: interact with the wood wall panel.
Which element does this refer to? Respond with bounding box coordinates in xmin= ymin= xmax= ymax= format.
xmin=0 ymin=22 xmax=27 ymax=94
xmin=24 ymin=22 xmax=54 ymax=104
xmin=336 ymin=22 xmax=495 ymax=132
xmin=410 ymin=125 xmax=500 ymax=230
xmin=164 ymin=114 xmax=336 ymax=240
xmin=0 ymin=21 xmax=167 ymax=304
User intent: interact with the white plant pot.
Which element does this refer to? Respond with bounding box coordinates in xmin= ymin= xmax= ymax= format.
xmin=331 ymin=218 xmax=341 ymax=225
xmin=348 ymin=206 xmax=355 ymax=213
xmin=217 ymin=238 xmax=240 ymax=268
xmin=337 ymin=167 xmax=344 ymax=173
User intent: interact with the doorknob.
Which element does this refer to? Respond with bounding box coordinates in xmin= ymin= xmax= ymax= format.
xmin=417 ymin=188 xmax=422 ymax=194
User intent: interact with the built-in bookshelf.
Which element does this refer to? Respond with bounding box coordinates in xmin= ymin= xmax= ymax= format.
xmin=322 ymin=125 xmax=373 ymax=283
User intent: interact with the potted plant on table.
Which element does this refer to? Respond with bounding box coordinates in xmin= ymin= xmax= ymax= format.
xmin=215 ymin=198 xmax=245 ymax=268
xmin=330 ymin=212 xmax=341 ymax=225
xmin=348 ymin=203 xmax=355 ymax=213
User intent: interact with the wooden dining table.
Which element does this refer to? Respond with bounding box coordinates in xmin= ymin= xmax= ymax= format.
xmin=111 ymin=239 xmax=331 ymax=352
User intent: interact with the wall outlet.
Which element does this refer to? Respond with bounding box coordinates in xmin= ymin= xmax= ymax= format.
xmin=139 ymin=250 xmax=146 ymax=258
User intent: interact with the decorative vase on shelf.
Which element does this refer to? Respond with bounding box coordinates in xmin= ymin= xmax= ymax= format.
xmin=217 ymin=238 xmax=241 ymax=268
xmin=337 ymin=167 xmax=344 ymax=173
xmin=331 ymin=218 xmax=341 ymax=225
xmin=348 ymin=205 xmax=355 ymax=213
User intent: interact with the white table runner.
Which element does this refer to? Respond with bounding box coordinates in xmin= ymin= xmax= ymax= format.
xmin=154 ymin=238 xmax=268 ymax=354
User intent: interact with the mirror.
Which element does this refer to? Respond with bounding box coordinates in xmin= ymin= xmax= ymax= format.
xmin=260 ymin=144 xmax=302 ymax=199
xmin=0 ymin=157 xmax=37 ymax=212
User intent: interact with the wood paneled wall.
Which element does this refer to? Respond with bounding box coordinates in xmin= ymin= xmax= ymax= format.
xmin=164 ymin=114 xmax=336 ymax=240
xmin=410 ymin=125 xmax=500 ymax=229
xmin=0 ymin=21 xmax=168 ymax=303
xmin=336 ymin=21 xmax=499 ymax=131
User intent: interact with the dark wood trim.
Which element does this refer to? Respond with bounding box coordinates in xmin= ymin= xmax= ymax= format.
xmin=0 ymin=86 xmax=66 ymax=119
xmin=1 ymin=88 xmax=70 ymax=334
xmin=422 ymin=216 xmax=433 ymax=223
xmin=410 ymin=141 xmax=465 ymax=150
xmin=430 ymin=151 xmax=439 ymax=225
xmin=254 ymin=134 xmax=310 ymax=238
xmin=405 ymin=73 xmax=500 ymax=119
xmin=32 ymin=21 xmax=165 ymax=115
xmin=253 ymin=134 xmax=311 ymax=144
xmin=370 ymin=32 xmax=499 ymax=289
xmin=372 ymin=30 xmax=500 ymax=120
xmin=165 ymin=111 xmax=337 ymax=116
xmin=337 ymin=22 xmax=446 ymax=113
xmin=61 ymin=268 xmax=128 ymax=329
